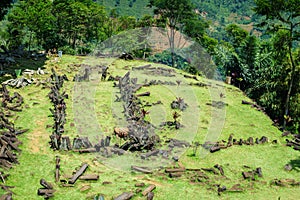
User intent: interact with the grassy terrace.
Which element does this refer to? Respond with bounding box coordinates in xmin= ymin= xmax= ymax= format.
xmin=0 ymin=55 xmax=299 ymax=199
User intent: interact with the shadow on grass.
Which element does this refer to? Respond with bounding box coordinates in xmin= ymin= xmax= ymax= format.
xmin=0 ymin=56 xmax=48 ymax=82
xmin=289 ymin=157 xmax=300 ymax=172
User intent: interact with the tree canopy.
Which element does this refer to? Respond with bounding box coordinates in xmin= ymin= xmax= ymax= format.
xmin=149 ymin=0 xmax=197 ymax=67
xmin=0 ymin=0 xmax=13 ymax=21
xmin=254 ymin=0 xmax=300 ymax=129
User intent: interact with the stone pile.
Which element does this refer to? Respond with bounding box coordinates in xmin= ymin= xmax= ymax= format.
xmin=48 ymin=69 xmax=68 ymax=150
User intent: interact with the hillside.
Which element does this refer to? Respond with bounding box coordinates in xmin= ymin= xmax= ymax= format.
xmin=96 ymin=0 xmax=153 ymax=18
xmin=0 ymin=54 xmax=299 ymax=199
xmin=97 ymin=0 xmax=260 ymax=39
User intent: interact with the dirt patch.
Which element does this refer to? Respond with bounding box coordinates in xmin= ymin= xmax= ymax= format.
xmin=135 ymin=175 xmax=167 ymax=187
xmin=28 ymin=119 xmax=49 ymax=153
xmin=149 ymin=27 xmax=192 ymax=53
xmin=144 ymin=179 xmax=166 ymax=187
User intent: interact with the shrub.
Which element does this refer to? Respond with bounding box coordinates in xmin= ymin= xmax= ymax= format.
xmin=59 ymin=45 xmax=76 ymax=55
xmin=148 ymin=50 xmax=197 ymax=74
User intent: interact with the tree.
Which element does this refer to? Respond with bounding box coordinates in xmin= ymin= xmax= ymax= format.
xmin=149 ymin=0 xmax=196 ymax=67
xmin=0 ymin=0 xmax=13 ymax=21
xmin=8 ymin=0 xmax=55 ymax=50
xmin=225 ymin=24 xmax=248 ymax=49
xmin=52 ymin=0 xmax=90 ymax=49
xmin=254 ymin=0 xmax=300 ymax=129
xmin=118 ymin=16 xmax=137 ymax=31
xmin=137 ymin=14 xmax=155 ymax=27
xmin=182 ymin=17 xmax=209 ymax=42
xmin=8 ymin=0 xmax=107 ymax=52
xmin=216 ymin=24 xmax=253 ymax=89
xmin=83 ymin=3 xmax=107 ymax=43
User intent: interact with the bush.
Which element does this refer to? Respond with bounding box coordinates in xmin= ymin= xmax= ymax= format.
xmin=59 ymin=45 xmax=76 ymax=55
xmin=131 ymin=47 xmax=152 ymax=58
xmin=147 ymin=50 xmax=198 ymax=74
xmin=76 ymin=45 xmax=93 ymax=55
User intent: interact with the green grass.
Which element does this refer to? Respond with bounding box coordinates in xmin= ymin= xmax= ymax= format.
xmin=0 ymin=55 xmax=299 ymax=199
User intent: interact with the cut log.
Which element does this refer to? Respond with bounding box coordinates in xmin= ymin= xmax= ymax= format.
xmin=77 ymin=148 xmax=97 ymax=153
xmin=217 ymin=185 xmax=227 ymax=195
xmin=256 ymin=167 xmax=263 ymax=177
xmin=210 ymin=145 xmax=221 ymax=153
xmin=132 ymin=84 xmax=144 ymax=92
xmin=228 ymin=184 xmax=243 ymax=192
xmin=201 ymin=168 xmax=218 ymax=175
xmin=147 ymin=192 xmax=154 ymax=200
xmin=0 ymin=145 xmax=7 ymax=158
xmin=271 ymin=178 xmax=298 ymax=187
xmin=294 ymin=145 xmax=300 ymax=151
xmin=5 ymin=151 xmax=18 ymax=164
xmin=80 ymin=185 xmax=91 ymax=192
xmin=14 ymin=129 xmax=29 ymax=135
xmin=183 ymin=74 xmax=198 ymax=81
xmin=142 ymin=184 xmax=156 ymax=196
xmin=242 ymin=171 xmax=254 ymax=180
xmin=0 ymin=192 xmax=12 ymax=200
xmin=0 ymin=185 xmax=14 ymax=194
xmin=136 ymin=92 xmax=150 ymax=97
xmin=79 ymin=174 xmax=99 ymax=181
xmin=102 ymin=181 xmax=112 ymax=185
xmin=238 ymin=139 xmax=243 ymax=145
xmin=61 ymin=136 xmax=72 ymax=150
xmin=0 ymin=172 xmax=8 ymax=183
xmin=169 ymin=172 xmax=183 ymax=178
xmin=165 ymin=168 xmax=185 ymax=173
xmin=55 ymin=156 xmax=60 ymax=182
xmin=186 ymin=168 xmax=201 ymax=171
xmin=111 ymin=147 xmax=126 ymax=155
xmin=227 ymin=134 xmax=233 ymax=147
xmin=177 ymin=162 xmax=185 ymax=169
xmin=37 ymin=188 xmax=55 ymax=195
xmin=40 ymin=179 xmax=53 ymax=189
xmin=272 ymin=140 xmax=278 ymax=144
xmin=4 ymin=139 xmax=21 ymax=152
xmin=214 ymin=164 xmax=224 ymax=176
xmin=241 ymin=100 xmax=252 ymax=105
xmin=134 ymin=182 xmax=145 ymax=187
xmin=284 ymin=164 xmax=292 ymax=171
xmin=132 ymin=64 xmax=151 ymax=70
xmin=196 ymin=171 xmax=209 ymax=179
xmin=259 ymin=136 xmax=268 ymax=144
xmin=131 ymin=166 xmax=152 ymax=174
xmin=0 ymin=160 xmax=12 ymax=169
xmin=114 ymin=192 xmax=134 ymax=200
xmin=105 ymin=136 xmax=111 ymax=146
xmin=140 ymin=149 xmax=159 ymax=159
xmin=248 ymin=137 xmax=254 ymax=145
xmin=68 ymin=163 xmax=89 ymax=184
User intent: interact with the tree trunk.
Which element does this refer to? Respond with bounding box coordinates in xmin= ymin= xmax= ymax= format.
xmin=283 ymin=40 xmax=296 ymax=130
xmin=72 ymin=32 xmax=77 ymax=50
xmin=28 ymin=31 xmax=32 ymax=52
xmin=166 ymin=23 xmax=176 ymax=68
xmin=170 ymin=27 xmax=175 ymax=68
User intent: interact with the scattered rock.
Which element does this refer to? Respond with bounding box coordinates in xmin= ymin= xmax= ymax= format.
xmin=284 ymin=164 xmax=292 ymax=171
